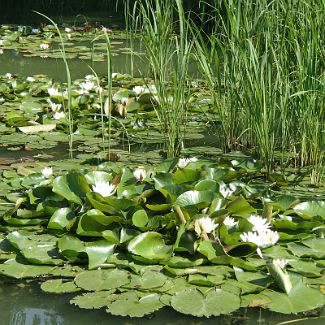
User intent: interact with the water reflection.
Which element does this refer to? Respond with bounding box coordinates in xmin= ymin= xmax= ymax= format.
xmin=11 ymin=307 xmax=64 ymax=325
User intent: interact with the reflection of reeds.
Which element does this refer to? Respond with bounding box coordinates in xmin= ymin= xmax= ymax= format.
xmin=132 ymin=0 xmax=192 ymax=157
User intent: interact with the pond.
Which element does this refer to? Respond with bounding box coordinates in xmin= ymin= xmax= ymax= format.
xmin=0 ymin=5 xmax=324 ymax=325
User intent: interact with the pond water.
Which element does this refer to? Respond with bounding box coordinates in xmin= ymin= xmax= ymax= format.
xmin=0 ymin=41 xmax=148 ymax=80
xmin=1 ymin=281 xmax=324 ymax=325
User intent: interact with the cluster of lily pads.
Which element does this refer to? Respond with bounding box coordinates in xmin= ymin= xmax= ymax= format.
xmin=0 ymin=23 xmax=131 ymax=61
xmin=0 ymin=157 xmax=324 ymax=317
xmin=0 ymin=72 xmax=209 ymax=156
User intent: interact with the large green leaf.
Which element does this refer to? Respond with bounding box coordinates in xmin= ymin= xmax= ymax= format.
xmin=53 ymin=172 xmax=90 ymax=205
xmin=264 ymin=283 xmax=325 ymax=314
xmin=47 ymin=207 xmax=76 ymax=231
xmin=124 ymin=270 xmax=167 ymax=290
xmin=127 ymin=232 xmax=172 ymax=261
xmin=174 ymin=190 xmax=215 ymax=208
xmin=57 ymin=235 xmax=85 ymax=262
xmin=170 ymin=288 xmax=241 ymax=317
xmin=85 ymin=240 xmax=116 ymax=269
xmin=75 ymin=269 xmax=130 ymax=291
xmin=76 ymin=209 xmax=122 ymax=237
xmin=71 ymin=290 xmax=116 ymax=309
xmin=41 ymin=279 xmax=81 ymax=294
xmin=293 ymin=201 xmax=325 ymax=219
xmin=0 ymin=258 xmax=55 ymax=279
xmin=106 ymin=292 xmax=164 ymax=317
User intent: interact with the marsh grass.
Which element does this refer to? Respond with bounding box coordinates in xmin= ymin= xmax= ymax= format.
xmin=192 ymin=0 xmax=324 ymax=180
xmin=132 ymin=0 xmax=192 ymax=157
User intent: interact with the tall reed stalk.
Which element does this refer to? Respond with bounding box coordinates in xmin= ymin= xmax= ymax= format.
xmin=35 ymin=11 xmax=74 ymax=157
xmin=132 ymin=0 xmax=192 ymax=157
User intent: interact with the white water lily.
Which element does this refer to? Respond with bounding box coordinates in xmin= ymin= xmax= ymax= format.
xmin=0 ymin=39 xmax=4 ymax=46
xmin=48 ymin=87 xmax=61 ymax=97
xmin=47 ymin=99 xmax=62 ymax=112
xmin=80 ymin=81 xmax=95 ymax=92
xmin=273 ymin=258 xmax=288 ymax=270
xmin=196 ymin=216 xmax=218 ymax=234
xmin=240 ymin=229 xmax=279 ymax=248
xmin=40 ymin=43 xmax=50 ymax=50
xmin=53 ymin=111 xmax=66 ymax=120
xmin=248 ymin=215 xmax=270 ymax=233
xmin=41 ymin=167 xmax=53 ymax=178
xmin=132 ymin=86 xmax=146 ymax=95
xmin=133 ymin=168 xmax=147 ymax=182
xmin=177 ymin=157 xmax=198 ymax=169
xmin=65 ymin=27 xmax=73 ymax=33
xmin=223 ymin=216 xmax=238 ymax=228
xmin=5 ymin=72 xmax=12 ymax=79
xmin=92 ymin=181 xmax=116 ymax=197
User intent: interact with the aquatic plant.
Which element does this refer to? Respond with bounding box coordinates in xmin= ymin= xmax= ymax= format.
xmin=132 ymin=0 xmax=193 ymax=157
xmin=0 ymin=158 xmax=324 ymax=317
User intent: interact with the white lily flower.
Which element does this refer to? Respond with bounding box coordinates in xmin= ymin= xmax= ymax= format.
xmin=133 ymin=168 xmax=147 ymax=182
xmin=40 ymin=43 xmax=50 ymax=50
xmin=65 ymin=27 xmax=73 ymax=33
xmin=80 ymin=81 xmax=95 ymax=93
xmin=273 ymin=258 xmax=288 ymax=270
xmin=47 ymin=99 xmax=62 ymax=112
xmin=48 ymin=87 xmax=61 ymax=97
xmin=53 ymin=111 xmax=66 ymax=120
xmin=248 ymin=215 xmax=270 ymax=233
xmin=5 ymin=72 xmax=12 ymax=79
xmin=132 ymin=86 xmax=146 ymax=95
xmin=41 ymin=167 xmax=53 ymax=178
xmin=240 ymin=229 xmax=279 ymax=248
xmin=223 ymin=216 xmax=238 ymax=228
xmin=92 ymin=181 xmax=116 ymax=197
xmin=26 ymin=76 xmax=35 ymax=82
xmin=178 ymin=157 xmax=198 ymax=169
xmin=196 ymin=216 xmax=218 ymax=234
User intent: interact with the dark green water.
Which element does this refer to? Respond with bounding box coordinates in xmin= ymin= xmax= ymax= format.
xmin=0 ymin=44 xmax=148 ymax=81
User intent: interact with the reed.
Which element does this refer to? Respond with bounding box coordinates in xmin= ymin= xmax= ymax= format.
xmin=132 ymin=0 xmax=192 ymax=157
xmin=35 ymin=11 xmax=74 ymax=157
xmin=192 ymin=0 xmax=324 ymax=179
